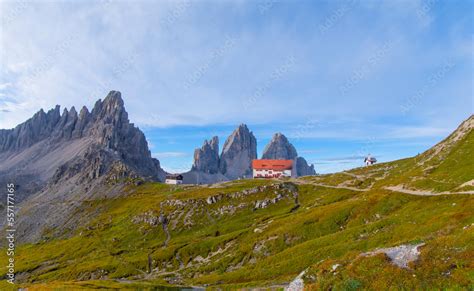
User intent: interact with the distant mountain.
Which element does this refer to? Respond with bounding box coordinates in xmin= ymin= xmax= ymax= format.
xmin=184 ymin=127 xmax=315 ymax=184
xmin=191 ymin=136 xmax=220 ymax=174
xmin=183 ymin=136 xmax=228 ymax=184
xmin=261 ymin=132 xmax=298 ymax=160
xmin=183 ymin=124 xmax=257 ymax=184
xmin=262 ymin=132 xmax=316 ymax=176
xmin=219 ymin=124 xmax=257 ymax=180
xmin=0 ymin=91 xmax=165 ymax=242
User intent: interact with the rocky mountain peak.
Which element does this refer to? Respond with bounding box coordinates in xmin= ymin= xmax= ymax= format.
xmin=90 ymin=90 xmax=127 ymax=125
xmin=262 ymin=132 xmax=298 ymax=160
xmin=0 ymin=90 xmax=165 ymax=187
xmin=78 ymin=106 xmax=90 ymax=121
xmin=219 ymin=124 xmax=257 ymax=179
xmin=69 ymin=106 xmax=77 ymax=116
xmin=192 ymin=136 xmax=220 ymax=174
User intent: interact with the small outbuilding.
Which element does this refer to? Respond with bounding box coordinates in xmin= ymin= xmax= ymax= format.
xmin=165 ymin=174 xmax=184 ymax=185
xmin=364 ymin=155 xmax=377 ymax=166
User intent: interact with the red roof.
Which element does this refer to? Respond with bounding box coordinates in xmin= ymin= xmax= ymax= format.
xmin=252 ymin=159 xmax=293 ymax=170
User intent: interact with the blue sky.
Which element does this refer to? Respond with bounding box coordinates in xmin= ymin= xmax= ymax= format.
xmin=0 ymin=0 xmax=472 ymax=173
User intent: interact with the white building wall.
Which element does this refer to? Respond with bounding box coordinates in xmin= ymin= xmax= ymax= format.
xmin=253 ymin=169 xmax=292 ymax=178
xmin=165 ymin=179 xmax=183 ymax=185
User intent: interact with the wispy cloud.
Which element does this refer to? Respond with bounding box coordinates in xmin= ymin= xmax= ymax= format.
xmin=0 ymin=83 xmax=12 ymax=90
xmin=0 ymin=1 xmax=471 ymax=130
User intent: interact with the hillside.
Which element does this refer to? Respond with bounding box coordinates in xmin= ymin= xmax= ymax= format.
xmin=0 ymin=115 xmax=472 ymax=290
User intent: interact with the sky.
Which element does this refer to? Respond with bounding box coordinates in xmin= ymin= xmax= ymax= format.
xmin=0 ymin=0 xmax=473 ymax=173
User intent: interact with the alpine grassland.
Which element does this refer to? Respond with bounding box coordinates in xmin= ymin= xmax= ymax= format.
xmin=1 ymin=116 xmax=472 ymax=290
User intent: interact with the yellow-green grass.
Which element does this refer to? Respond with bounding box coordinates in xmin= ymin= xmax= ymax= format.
xmin=1 ymin=180 xmax=472 ymax=289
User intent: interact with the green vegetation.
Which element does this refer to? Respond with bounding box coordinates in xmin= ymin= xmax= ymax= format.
xmin=1 ymin=117 xmax=472 ymax=289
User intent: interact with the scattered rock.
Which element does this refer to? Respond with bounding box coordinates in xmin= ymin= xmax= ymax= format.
xmin=331 ymin=263 xmax=341 ymax=272
xmin=285 ymin=270 xmax=306 ymax=291
xmin=362 ymin=243 xmax=425 ymax=269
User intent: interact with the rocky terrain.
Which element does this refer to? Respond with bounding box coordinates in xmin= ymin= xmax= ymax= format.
xmin=0 ymin=115 xmax=471 ymax=290
xmin=0 ymin=91 xmax=166 ymax=242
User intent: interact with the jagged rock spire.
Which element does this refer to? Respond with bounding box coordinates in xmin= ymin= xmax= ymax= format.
xmin=219 ymin=124 xmax=257 ymax=179
xmin=192 ymin=136 xmax=220 ymax=174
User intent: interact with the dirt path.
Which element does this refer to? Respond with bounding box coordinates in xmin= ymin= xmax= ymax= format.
xmin=314 ymin=183 xmax=369 ymax=192
xmin=341 ymin=171 xmax=365 ymax=179
xmin=162 ymin=223 xmax=171 ymax=247
xmin=295 ymin=180 xmax=369 ymax=192
xmin=297 ymin=180 xmax=474 ymax=196
xmin=384 ymin=185 xmax=474 ymax=196
xmin=457 ymin=179 xmax=474 ymax=189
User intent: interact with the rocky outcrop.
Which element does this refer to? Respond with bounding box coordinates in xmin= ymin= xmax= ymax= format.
xmin=362 ymin=243 xmax=425 ymax=269
xmin=183 ymin=125 xmax=257 ymax=183
xmin=261 ymin=133 xmax=315 ymax=177
xmin=219 ymin=124 xmax=257 ymax=179
xmin=295 ymin=157 xmax=316 ymax=177
xmin=192 ymin=136 xmax=219 ymax=174
xmin=262 ymin=133 xmax=298 ymax=160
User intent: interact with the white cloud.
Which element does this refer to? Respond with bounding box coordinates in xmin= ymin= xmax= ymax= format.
xmin=0 ymin=83 xmax=12 ymax=90
xmin=0 ymin=0 xmax=471 ymax=132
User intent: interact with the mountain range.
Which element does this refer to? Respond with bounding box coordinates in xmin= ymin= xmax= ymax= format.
xmin=0 ymin=91 xmax=314 ymax=243
xmin=183 ymin=125 xmax=315 ymax=184
xmin=0 ymin=91 xmax=165 ymax=201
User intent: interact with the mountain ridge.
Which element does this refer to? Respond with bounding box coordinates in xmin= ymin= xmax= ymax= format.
xmin=0 ymin=91 xmax=166 ymax=242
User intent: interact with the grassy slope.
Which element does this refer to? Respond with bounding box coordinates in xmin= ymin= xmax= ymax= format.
xmin=0 ymin=117 xmax=473 ymax=290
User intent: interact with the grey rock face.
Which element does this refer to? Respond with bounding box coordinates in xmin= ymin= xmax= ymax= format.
xmin=0 ymin=90 xmax=167 ymax=243
xmin=219 ymin=124 xmax=257 ymax=179
xmin=295 ymin=156 xmax=316 ymax=177
xmin=261 ymin=132 xmax=315 ymax=177
xmin=192 ymin=136 xmax=219 ymax=174
xmin=0 ymin=106 xmax=62 ymax=151
xmin=262 ymin=133 xmax=298 ymax=160
xmin=65 ymin=91 xmax=164 ymax=181
xmin=185 ymin=126 xmax=315 ymax=183
xmin=0 ymin=90 xmax=165 ymax=203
